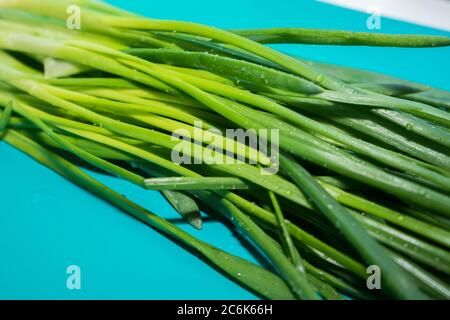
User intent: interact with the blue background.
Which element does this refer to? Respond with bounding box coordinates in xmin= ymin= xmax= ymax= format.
xmin=1 ymin=0 xmax=449 ymax=299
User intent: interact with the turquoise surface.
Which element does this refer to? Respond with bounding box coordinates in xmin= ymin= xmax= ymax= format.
xmin=0 ymin=0 xmax=449 ymax=299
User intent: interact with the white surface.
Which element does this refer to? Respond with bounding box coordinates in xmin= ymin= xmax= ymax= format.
xmin=319 ymin=0 xmax=450 ymax=31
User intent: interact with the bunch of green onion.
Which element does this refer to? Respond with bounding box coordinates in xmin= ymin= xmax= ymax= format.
xmin=1 ymin=0 xmax=450 ymax=300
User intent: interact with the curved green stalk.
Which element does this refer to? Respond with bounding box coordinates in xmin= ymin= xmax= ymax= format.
xmin=232 ymin=28 xmax=450 ymax=47
xmin=230 ymin=97 xmax=450 ymax=192
xmin=143 ymin=176 xmax=249 ymax=190
xmin=129 ymin=161 xmax=203 ymax=230
xmin=103 ymin=52 xmax=450 ymax=215
xmin=316 ymin=89 xmax=450 ymax=130
xmin=279 ymin=95 xmax=450 ymax=169
xmin=269 ymin=191 xmax=305 ymax=273
xmin=4 ymin=128 xmax=296 ymax=300
xmin=194 ymin=190 xmax=320 ymax=300
xmin=0 ymin=101 xmax=12 ymax=137
xmin=304 ymin=261 xmax=371 ymax=299
xmin=387 ymin=249 xmax=450 ymax=299
xmin=322 ymin=183 xmax=450 ymax=248
xmin=307 ymin=274 xmax=344 ymax=300
xmin=298 ymin=55 xmax=450 ymax=109
xmin=9 ymin=101 xmax=318 ymax=299
xmin=355 ymin=212 xmax=450 ymax=275
xmin=13 ymin=105 xmax=369 ymax=282
xmin=127 ymin=48 xmax=322 ymax=94
xmin=280 ymin=154 xmax=426 ymax=300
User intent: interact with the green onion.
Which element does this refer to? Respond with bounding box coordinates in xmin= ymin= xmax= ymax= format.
xmin=0 ymin=100 xmax=12 ymax=137
xmin=3 ymin=129 xmax=295 ymax=300
xmin=232 ymin=28 xmax=450 ymax=47
xmin=1 ymin=0 xmax=450 ymax=300
xmin=143 ymin=176 xmax=249 ymax=190
xmin=280 ymin=155 xmax=425 ymax=299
